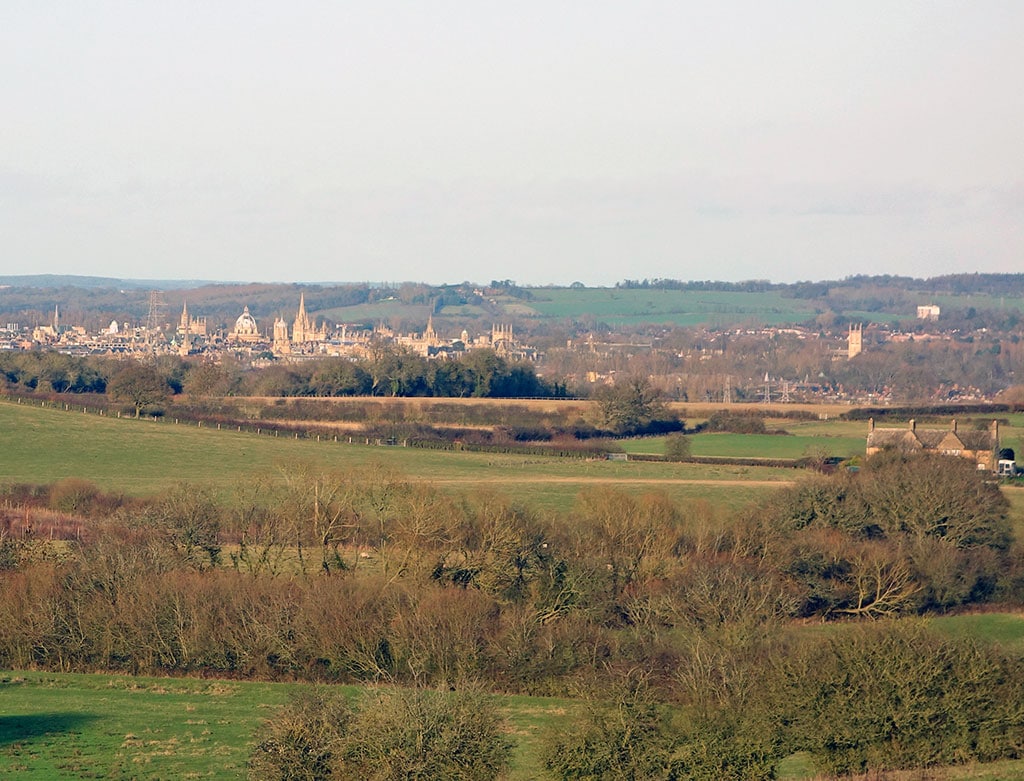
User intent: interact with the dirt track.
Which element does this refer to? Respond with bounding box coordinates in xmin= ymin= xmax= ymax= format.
xmin=428 ymin=477 xmax=794 ymax=487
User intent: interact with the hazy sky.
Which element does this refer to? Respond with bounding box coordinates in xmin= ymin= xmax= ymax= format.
xmin=2 ymin=2 xmax=1022 ymax=286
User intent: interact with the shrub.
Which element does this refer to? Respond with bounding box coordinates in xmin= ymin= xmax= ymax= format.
xmin=340 ymin=688 xmax=512 ymax=781
xmin=249 ymin=688 xmax=353 ymax=780
xmin=663 ymin=433 xmax=691 ymax=461
xmin=542 ymin=680 xmax=675 ymax=780
xmin=779 ymin=622 xmax=1024 ymax=775
xmin=702 ymin=411 xmax=766 ymax=434
xmin=670 ymin=708 xmax=779 ymax=781
xmin=251 ymin=686 xmax=512 ymax=781
xmin=47 ymin=478 xmax=101 ymax=514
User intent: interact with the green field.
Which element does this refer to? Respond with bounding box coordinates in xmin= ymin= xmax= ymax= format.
xmin=315 ymin=288 xmax=824 ymax=329
xmin=0 ymin=399 xmax=795 ymax=512
xmin=0 ymin=672 xmax=570 ymax=780
xmin=619 ymin=431 xmax=866 ymax=460
xmin=932 ymin=612 xmax=1024 ymax=650
xmin=523 ymin=288 xmax=821 ymax=326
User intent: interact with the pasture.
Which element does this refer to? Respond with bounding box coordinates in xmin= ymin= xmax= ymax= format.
xmin=0 ymin=399 xmax=795 ymax=512
xmin=313 ymin=287 xmax=825 ymax=329
xmin=619 ymin=431 xmax=866 ymax=460
xmin=0 ymin=672 xmax=570 ymax=780
xmin=513 ymin=287 xmax=822 ymax=326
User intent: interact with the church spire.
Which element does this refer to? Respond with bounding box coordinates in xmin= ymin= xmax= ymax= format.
xmin=293 ymin=292 xmax=311 ymax=344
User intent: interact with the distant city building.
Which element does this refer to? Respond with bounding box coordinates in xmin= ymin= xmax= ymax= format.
xmin=177 ymin=301 xmax=208 ymax=337
xmin=291 ymin=293 xmax=327 ymax=346
xmin=273 ymin=316 xmax=291 ymax=354
xmin=848 ymin=323 xmax=863 ymax=359
xmin=231 ymin=306 xmax=261 ymax=343
xmin=917 ymin=304 xmax=941 ymax=321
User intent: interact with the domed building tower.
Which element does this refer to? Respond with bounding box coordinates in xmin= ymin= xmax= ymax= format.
xmin=231 ymin=306 xmax=261 ymax=343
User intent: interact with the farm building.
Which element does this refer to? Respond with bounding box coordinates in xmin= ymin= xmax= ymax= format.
xmin=866 ymin=418 xmax=1000 ymax=472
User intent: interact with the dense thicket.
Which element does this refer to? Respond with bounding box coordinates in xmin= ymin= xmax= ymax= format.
xmin=1 ymin=457 xmax=1019 ymax=679
xmin=2 ymin=457 xmax=1023 ymax=777
xmin=757 ymin=451 xmax=1013 ymax=616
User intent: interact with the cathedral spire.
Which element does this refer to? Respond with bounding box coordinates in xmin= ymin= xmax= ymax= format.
xmin=293 ymin=292 xmax=312 ymax=344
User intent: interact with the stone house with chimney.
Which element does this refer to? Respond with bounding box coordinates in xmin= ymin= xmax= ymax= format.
xmin=865 ymin=418 xmax=1000 ymax=472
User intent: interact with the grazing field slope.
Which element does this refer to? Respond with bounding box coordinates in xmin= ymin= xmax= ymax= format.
xmin=0 ymin=400 xmax=795 ymax=510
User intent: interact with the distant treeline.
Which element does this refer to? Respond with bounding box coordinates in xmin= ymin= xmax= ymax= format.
xmin=0 ymin=349 xmax=564 ymax=401
xmin=616 ymin=273 xmax=1024 ymax=299
xmin=616 ymin=278 xmax=780 ymax=292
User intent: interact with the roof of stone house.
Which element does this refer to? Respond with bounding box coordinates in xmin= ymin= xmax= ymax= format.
xmin=954 ymin=429 xmax=998 ymax=451
xmin=866 ymin=425 xmax=996 ymax=453
xmin=866 ymin=429 xmax=920 ymax=450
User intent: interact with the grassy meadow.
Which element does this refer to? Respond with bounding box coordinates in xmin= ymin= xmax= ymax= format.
xmin=514 ymin=288 xmax=822 ymax=326
xmin=0 ymin=398 xmax=796 ymax=512
xmin=314 ymin=287 xmax=825 ymax=329
xmin=619 ymin=431 xmax=867 ymax=460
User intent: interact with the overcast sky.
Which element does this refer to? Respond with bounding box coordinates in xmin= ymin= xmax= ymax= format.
xmin=2 ymin=2 xmax=1022 ymax=286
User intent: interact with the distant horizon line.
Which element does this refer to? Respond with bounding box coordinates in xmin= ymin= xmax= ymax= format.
xmin=3 ymin=271 xmax=1024 ymax=290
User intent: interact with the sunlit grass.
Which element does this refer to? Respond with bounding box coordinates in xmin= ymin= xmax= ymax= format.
xmin=0 ymin=399 xmax=795 ymax=510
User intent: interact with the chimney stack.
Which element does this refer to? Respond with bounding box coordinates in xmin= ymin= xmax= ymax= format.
xmin=909 ymin=419 xmax=916 ymax=432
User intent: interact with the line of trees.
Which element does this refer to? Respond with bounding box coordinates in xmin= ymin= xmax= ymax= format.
xmin=0 ymin=349 xmax=564 ymax=405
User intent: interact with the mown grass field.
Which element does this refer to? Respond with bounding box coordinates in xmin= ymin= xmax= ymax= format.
xmin=0 ymin=399 xmax=797 ymax=512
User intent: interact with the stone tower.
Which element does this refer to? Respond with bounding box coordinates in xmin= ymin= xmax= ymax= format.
xmin=273 ymin=317 xmax=291 ymax=354
xmin=848 ymin=323 xmax=863 ymax=359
